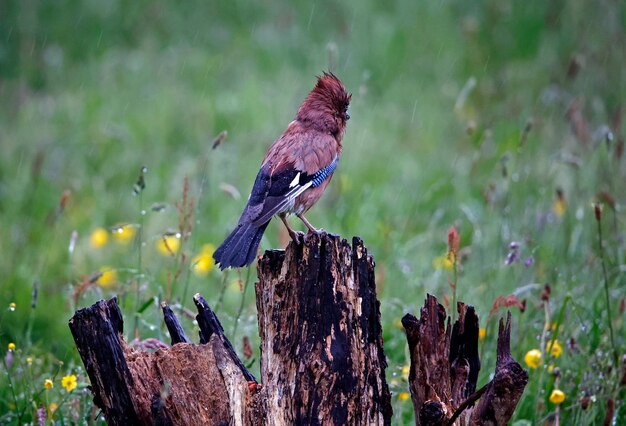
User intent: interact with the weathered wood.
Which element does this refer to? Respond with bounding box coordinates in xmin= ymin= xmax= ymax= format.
xmin=450 ymin=304 xmax=480 ymax=402
xmin=402 ymin=295 xmax=527 ymax=426
xmin=69 ymin=298 xmax=258 ymax=425
xmin=68 ymin=298 xmax=141 ymax=425
xmin=469 ymin=312 xmax=528 ymax=425
xmin=402 ymin=295 xmax=454 ymax=425
xmin=255 ymin=232 xmax=393 ymax=426
xmin=70 ymin=233 xmax=392 ymax=425
xmin=193 ymin=293 xmax=256 ymax=383
xmin=161 ymin=303 xmax=190 ymax=345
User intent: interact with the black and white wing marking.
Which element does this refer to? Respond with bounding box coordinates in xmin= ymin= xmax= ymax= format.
xmin=250 ymin=155 xmax=338 ymax=226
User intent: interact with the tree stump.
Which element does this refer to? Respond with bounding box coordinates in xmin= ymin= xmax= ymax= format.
xmin=402 ymin=295 xmax=528 ymax=426
xmin=255 ymin=232 xmax=392 ymax=425
xmin=69 ymin=232 xmax=392 ymax=425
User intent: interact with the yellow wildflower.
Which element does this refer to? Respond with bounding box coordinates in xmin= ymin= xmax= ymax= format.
xmin=402 ymin=365 xmax=410 ymax=380
xmin=552 ymin=189 xmax=567 ymax=218
xmin=433 ymin=255 xmax=454 ymax=271
xmin=157 ymin=234 xmax=181 ymax=256
xmin=192 ymin=244 xmax=216 ymax=277
xmin=44 ymin=379 xmax=54 ymax=390
xmin=398 ymin=392 xmax=411 ymax=401
xmin=479 ymin=328 xmax=486 ymax=341
xmin=547 ymin=340 xmax=563 ymax=358
xmin=552 ymin=200 xmax=566 ymax=217
xmin=112 ymin=224 xmax=136 ymax=245
xmin=524 ymin=349 xmax=542 ymax=369
xmin=90 ymin=227 xmax=109 ymax=248
xmin=97 ymin=267 xmax=118 ymax=288
xmin=61 ymin=374 xmax=77 ymax=392
xmin=549 ymin=389 xmax=565 ymax=404
xmin=7 ymin=342 xmax=15 ymax=351
xmin=26 ymin=357 xmax=33 ymax=365
xmin=49 ymin=403 xmax=58 ymax=413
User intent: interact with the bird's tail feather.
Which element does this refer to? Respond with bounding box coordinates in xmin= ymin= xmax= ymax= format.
xmin=213 ymin=220 xmax=270 ymax=270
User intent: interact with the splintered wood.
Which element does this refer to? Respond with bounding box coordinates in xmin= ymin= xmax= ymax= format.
xmin=402 ymin=295 xmax=527 ymax=426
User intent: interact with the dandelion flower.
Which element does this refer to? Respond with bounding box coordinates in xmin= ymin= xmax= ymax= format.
xmin=549 ymin=389 xmax=565 ymax=404
xmin=524 ymin=349 xmax=542 ymax=369
xmin=97 ymin=267 xmax=118 ymax=289
xmin=61 ymin=374 xmax=77 ymax=392
xmin=479 ymin=328 xmax=486 ymax=341
xmin=90 ymin=228 xmax=109 ymax=248
xmin=112 ymin=224 xmax=136 ymax=245
xmin=433 ymin=255 xmax=454 ymax=271
xmin=398 ymin=392 xmax=410 ymax=401
xmin=547 ymin=340 xmax=563 ymax=358
xmin=44 ymin=379 xmax=54 ymax=390
xmin=157 ymin=234 xmax=181 ymax=256
xmin=7 ymin=342 xmax=15 ymax=351
xmin=192 ymin=244 xmax=216 ymax=277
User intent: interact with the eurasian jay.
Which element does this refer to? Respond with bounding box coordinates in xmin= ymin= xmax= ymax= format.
xmin=213 ymin=72 xmax=351 ymax=269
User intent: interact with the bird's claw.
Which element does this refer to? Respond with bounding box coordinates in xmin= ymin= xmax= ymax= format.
xmin=289 ymin=230 xmax=305 ymax=244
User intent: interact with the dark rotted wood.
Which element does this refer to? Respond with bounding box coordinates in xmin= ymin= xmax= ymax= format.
xmin=193 ymin=293 xmax=256 ymax=383
xmin=256 ymin=232 xmax=393 ymax=426
xmin=403 ymin=295 xmax=528 ymax=426
xmin=161 ymin=303 xmax=190 ymax=345
xmin=68 ymin=298 xmax=141 ymax=426
xmin=402 ymin=295 xmax=453 ymax=425
xmin=469 ymin=312 xmax=528 ymax=425
xmin=419 ymin=400 xmax=446 ymax=425
xmin=69 ymin=297 xmax=259 ymax=425
xmin=450 ymin=304 xmax=480 ymax=402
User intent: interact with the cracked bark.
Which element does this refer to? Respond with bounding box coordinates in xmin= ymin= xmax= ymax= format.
xmin=256 ymin=232 xmax=392 ymax=426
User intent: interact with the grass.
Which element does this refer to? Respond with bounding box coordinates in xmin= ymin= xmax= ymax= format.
xmin=1 ymin=0 xmax=625 ymax=423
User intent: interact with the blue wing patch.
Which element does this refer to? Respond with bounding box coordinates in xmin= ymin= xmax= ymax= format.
xmin=311 ymin=155 xmax=338 ymax=187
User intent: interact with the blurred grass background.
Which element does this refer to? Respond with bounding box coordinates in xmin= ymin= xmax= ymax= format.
xmin=1 ymin=0 xmax=625 ymax=423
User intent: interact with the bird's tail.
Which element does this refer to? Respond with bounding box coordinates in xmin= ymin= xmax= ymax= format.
xmin=213 ymin=220 xmax=270 ymax=270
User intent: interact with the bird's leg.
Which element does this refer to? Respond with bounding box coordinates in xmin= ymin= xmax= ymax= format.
xmin=279 ymin=213 xmax=303 ymax=243
xmin=296 ymin=213 xmax=319 ymax=234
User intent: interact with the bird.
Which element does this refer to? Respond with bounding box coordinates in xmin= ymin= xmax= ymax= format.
xmin=213 ymin=72 xmax=351 ymax=270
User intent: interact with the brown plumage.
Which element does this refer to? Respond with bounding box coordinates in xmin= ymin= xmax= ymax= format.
xmin=213 ymin=72 xmax=351 ymax=269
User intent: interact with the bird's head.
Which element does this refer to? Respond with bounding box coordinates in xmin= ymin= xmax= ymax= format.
xmin=296 ymin=72 xmax=351 ymax=139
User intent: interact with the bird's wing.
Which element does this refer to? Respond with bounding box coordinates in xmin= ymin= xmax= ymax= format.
xmin=242 ymin=127 xmax=341 ymax=226
xmin=245 ymin=164 xmax=311 ymax=226
xmin=249 ymin=160 xmax=340 ymax=226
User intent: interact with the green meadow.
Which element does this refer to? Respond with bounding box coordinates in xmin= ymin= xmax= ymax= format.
xmin=1 ymin=0 xmax=625 ymax=423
